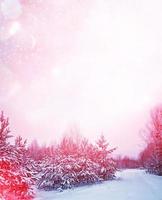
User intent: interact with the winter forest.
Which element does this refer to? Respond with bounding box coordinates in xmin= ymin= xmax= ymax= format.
xmin=1 ymin=0 xmax=162 ymax=200
xmin=0 ymin=107 xmax=162 ymax=199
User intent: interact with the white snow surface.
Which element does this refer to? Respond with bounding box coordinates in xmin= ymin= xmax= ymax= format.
xmin=35 ymin=169 xmax=162 ymax=200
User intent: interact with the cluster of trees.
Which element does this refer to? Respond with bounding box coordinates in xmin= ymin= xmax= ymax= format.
xmin=115 ymin=106 xmax=162 ymax=175
xmin=2 ymin=104 xmax=161 ymax=199
xmin=29 ymin=134 xmax=117 ymax=191
xmin=0 ymin=111 xmax=117 ymax=199
xmin=139 ymin=107 xmax=162 ymax=175
xmin=111 ymin=106 xmax=162 ymax=175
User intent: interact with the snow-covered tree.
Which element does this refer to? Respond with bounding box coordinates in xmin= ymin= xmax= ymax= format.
xmin=37 ymin=156 xmax=100 ymax=191
xmin=37 ymin=134 xmax=117 ymax=191
xmin=95 ymin=135 xmax=116 ymax=180
xmin=140 ymin=107 xmax=162 ymax=175
xmin=0 ymin=111 xmax=34 ymax=199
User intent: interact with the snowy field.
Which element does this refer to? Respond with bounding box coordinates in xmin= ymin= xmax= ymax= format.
xmin=35 ymin=169 xmax=162 ymax=200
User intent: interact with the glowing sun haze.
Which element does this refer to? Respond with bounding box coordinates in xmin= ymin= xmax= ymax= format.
xmin=1 ymin=0 xmax=162 ymax=156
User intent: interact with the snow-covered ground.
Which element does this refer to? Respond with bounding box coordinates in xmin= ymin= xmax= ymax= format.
xmin=35 ymin=169 xmax=162 ymax=200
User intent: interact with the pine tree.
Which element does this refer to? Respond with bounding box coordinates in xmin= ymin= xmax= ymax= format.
xmin=35 ymin=132 xmax=117 ymax=191
xmin=0 ymin=111 xmax=34 ymax=199
xmin=95 ymin=135 xmax=116 ymax=180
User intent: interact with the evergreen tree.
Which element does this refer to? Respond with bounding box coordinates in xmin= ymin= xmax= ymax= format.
xmin=37 ymin=134 xmax=117 ymax=191
xmin=0 ymin=111 xmax=34 ymax=199
xmin=95 ymin=135 xmax=116 ymax=180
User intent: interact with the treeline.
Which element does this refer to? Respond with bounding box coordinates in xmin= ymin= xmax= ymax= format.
xmin=115 ymin=156 xmax=139 ymax=169
xmin=0 ymin=111 xmax=117 ymax=199
xmin=139 ymin=106 xmax=162 ymax=175
xmin=116 ymin=106 xmax=162 ymax=174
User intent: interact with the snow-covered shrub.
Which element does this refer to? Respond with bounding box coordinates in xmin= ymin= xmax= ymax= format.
xmin=37 ymin=156 xmax=77 ymax=190
xmin=75 ymin=157 xmax=101 ymax=185
xmin=37 ymin=156 xmax=101 ymax=191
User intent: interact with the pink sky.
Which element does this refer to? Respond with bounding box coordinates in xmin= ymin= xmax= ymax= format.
xmin=1 ymin=0 xmax=162 ymax=156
